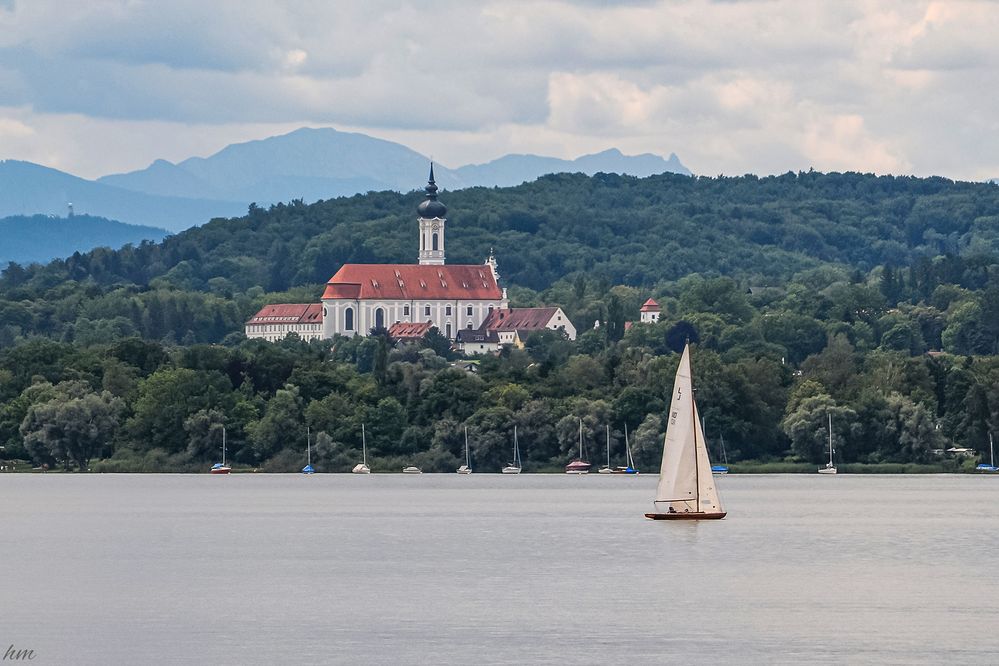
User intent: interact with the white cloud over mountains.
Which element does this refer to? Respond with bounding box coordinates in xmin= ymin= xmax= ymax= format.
xmin=0 ymin=0 xmax=996 ymax=180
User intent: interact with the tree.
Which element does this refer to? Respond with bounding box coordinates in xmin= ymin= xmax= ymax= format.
xmin=21 ymin=389 xmax=123 ymax=470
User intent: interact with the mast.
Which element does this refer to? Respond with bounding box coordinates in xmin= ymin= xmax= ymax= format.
xmin=579 ymin=418 xmax=583 ymax=459
xmin=464 ymin=426 xmax=470 ymax=467
xmin=828 ymin=412 xmax=834 ymax=467
xmin=514 ymin=425 xmax=519 ymax=465
xmin=362 ymin=423 xmax=367 ymax=465
xmin=222 ymin=426 xmax=226 ymax=466
xmin=606 ymin=425 xmax=611 ymax=468
xmin=991 ymin=432 xmax=995 ymax=468
xmin=691 ymin=372 xmax=700 ymax=506
xmin=625 ymin=423 xmax=632 ymax=468
xmin=307 ymin=425 xmax=311 ymax=466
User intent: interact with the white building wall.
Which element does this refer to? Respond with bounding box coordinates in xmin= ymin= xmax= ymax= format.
xmin=322 ymin=297 xmax=508 ymax=340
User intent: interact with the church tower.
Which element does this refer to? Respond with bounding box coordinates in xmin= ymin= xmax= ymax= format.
xmin=417 ymin=164 xmax=447 ymax=265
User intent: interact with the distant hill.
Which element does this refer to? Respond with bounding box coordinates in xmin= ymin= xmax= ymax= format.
xmin=453 ymin=148 xmax=690 ymax=187
xmin=0 ymin=160 xmax=246 ymax=232
xmin=0 ymin=214 xmax=169 ymax=265
xmin=3 ymin=128 xmax=690 ymax=234
xmin=98 ymin=127 xmax=691 ymax=202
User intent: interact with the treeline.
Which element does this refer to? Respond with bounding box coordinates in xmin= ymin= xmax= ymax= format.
xmin=2 ymin=170 xmax=999 ymax=471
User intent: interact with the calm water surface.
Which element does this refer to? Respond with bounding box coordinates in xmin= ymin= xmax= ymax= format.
xmin=2 ymin=473 xmax=998 ymax=665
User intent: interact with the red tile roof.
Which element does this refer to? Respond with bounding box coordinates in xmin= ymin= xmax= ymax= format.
xmin=640 ymin=298 xmax=661 ymax=312
xmin=482 ymin=307 xmax=559 ymax=332
xmin=322 ymin=264 xmax=502 ymax=301
xmin=388 ymin=321 xmax=433 ymax=340
xmin=247 ymin=303 xmax=322 ymax=325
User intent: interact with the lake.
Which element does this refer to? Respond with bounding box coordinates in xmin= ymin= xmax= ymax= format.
xmin=1 ymin=473 xmax=997 ymax=664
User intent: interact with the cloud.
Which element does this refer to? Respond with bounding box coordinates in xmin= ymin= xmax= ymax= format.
xmin=1 ymin=0 xmax=998 ymax=180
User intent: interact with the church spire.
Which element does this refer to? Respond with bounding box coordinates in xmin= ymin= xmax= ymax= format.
xmin=417 ymin=163 xmax=446 ymax=265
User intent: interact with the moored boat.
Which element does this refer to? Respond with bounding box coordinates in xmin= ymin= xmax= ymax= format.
xmin=502 ymin=426 xmax=522 ymax=474
xmin=352 ymin=423 xmax=371 ymax=474
xmin=302 ymin=426 xmax=315 ymax=474
xmin=817 ymin=413 xmax=837 ymax=475
xmin=610 ymin=423 xmax=638 ymax=474
xmin=645 ymin=343 xmax=726 ymax=520
xmin=402 ymin=466 xmax=423 ymax=474
xmin=457 ymin=426 xmax=473 ymax=474
xmin=210 ymin=426 xmax=231 ymax=474
xmin=565 ymin=418 xmax=591 ymax=474
xmin=976 ymin=433 xmax=998 ymax=472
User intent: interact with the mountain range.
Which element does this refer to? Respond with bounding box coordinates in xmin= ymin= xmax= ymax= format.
xmin=2 ymin=127 xmax=690 ymax=235
xmin=0 ymin=214 xmax=169 ymax=266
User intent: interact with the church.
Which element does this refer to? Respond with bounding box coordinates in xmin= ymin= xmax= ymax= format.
xmin=247 ymin=166 xmax=562 ymax=344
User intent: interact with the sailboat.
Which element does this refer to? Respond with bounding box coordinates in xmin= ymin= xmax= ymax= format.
xmin=352 ymin=423 xmax=371 ymax=474
xmin=457 ymin=426 xmax=473 ymax=474
xmin=599 ymin=425 xmax=613 ymax=473
xmin=976 ymin=433 xmax=998 ymax=472
xmin=565 ymin=418 xmax=592 ymax=474
xmin=502 ymin=425 xmax=522 ymax=474
xmin=645 ymin=343 xmax=725 ymax=520
xmin=708 ymin=420 xmax=729 ymax=475
xmin=302 ymin=426 xmax=315 ymax=474
xmin=210 ymin=425 xmax=231 ymax=474
xmin=818 ymin=413 xmax=837 ymax=474
xmin=611 ymin=423 xmax=639 ymax=474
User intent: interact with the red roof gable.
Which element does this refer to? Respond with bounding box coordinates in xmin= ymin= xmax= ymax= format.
xmin=322 ymin=264 xmax=502 ymax=301
xmin=388 ymin=321 xmax=433 ymax=340
xmin=247 ymin=303 xmax=322 ymax=325
xmin=483 ymin=307 xmax=560 ymax=331
xmin=640 ymin=298 xmax=661 ymax=312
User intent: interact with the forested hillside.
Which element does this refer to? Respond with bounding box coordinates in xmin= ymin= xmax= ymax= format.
xmin=2 ymin=171 xmax=998 ymax=473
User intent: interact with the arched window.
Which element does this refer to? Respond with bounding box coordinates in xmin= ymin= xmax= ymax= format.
xmin=445 ymin=305 xmax=452 ymax=316
xmin=345 ymin=307 xmax=354 ymax=331
xmin=467 ymin=321 xmax=473 ymax=329
xmin=375 ymin=308 xmax=385 ymax=330
xmin=432 ymin=232 xmax=439 ymax=251
xmin=446 ymin=323 xmax=452 ymax=338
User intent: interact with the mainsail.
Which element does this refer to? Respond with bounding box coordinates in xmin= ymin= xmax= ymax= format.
xmin=652 ymin=344 xmax=724 ymax=517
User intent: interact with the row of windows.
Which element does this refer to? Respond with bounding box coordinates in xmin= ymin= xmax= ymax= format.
xmin=400 ymin=304 xmax=487 ymax=317
xmin=252 ymin=323 xmax=321 ymax=332
xmin=340 ymin=305 xmax=476 ymax=337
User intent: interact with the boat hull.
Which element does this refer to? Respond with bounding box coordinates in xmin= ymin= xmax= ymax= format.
xmin=817 ymin=468 xmax=838 ymax=475
xmin=209 ymin=466 xmax=231 ymax=475
xmin=501 ymin=466 xmax=521 ymax=474
xmin=645 ymin=512 xmax=727 ymax=520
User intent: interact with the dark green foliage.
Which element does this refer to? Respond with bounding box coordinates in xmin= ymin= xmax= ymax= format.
xmin=3 ymin=171 xmax=999 ymax=471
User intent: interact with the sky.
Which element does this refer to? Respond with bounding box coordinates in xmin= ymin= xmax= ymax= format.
xmin=1 ymin=0 xmax=997 ymax=181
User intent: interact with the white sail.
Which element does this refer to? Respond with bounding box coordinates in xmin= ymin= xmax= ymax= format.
xmin=653 ymin=344 xmax=724 ymax=515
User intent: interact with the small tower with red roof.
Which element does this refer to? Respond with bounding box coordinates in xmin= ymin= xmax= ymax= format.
xmin=640 ymin=298 xmax=662 ymax=324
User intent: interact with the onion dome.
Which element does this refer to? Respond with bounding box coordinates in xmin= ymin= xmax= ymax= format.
xmin=417 ymin=163 xmax=447 ymax=219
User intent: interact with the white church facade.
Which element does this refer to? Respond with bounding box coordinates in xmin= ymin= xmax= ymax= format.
xmin=247 ymin=166 xmax=546 ymax=343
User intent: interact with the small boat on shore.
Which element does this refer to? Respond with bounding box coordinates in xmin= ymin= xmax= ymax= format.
xmin=818 ymin=413 xmax=837 ymax=475
xmin=457 ymin=427 xmax=473 ymax=474
xmin=402 ymin=466 xmax=423 ymax=474
xmin=565 ymin=418 xmax=591 ymax=474
xmin=210 ymin=426 xmax=231 ymax=474
xmin=502 ymin=426 xmax=522 ymax=474
xmin=302 ymin=426 xmax=315 ymax=474
xmin=352 ymin=423 xmax=371 ymax=474
xmin=976 ymin=433 xmax=998 ymax=472
xmin=598 ymin=425 xmax=612 ymax=474
xmin=610 ymin=423 xmax=639 ymax=474
xmin=645 ymin=343 xmax=726 ymax=520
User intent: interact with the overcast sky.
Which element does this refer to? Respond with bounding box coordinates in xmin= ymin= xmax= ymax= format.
xmin=1 ymin=0 xmax=997 ymax=181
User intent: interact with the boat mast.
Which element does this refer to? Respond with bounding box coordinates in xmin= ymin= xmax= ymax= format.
xmin=222 ymin=425 xmax=227 ymax=466
xmin=625 ymin=423 xmax=632 ymax=468
xmin=828 ymin=412 xmax=834 ymax=467
xmin=991 ymin=432 xmax=995 ymax=468
xmin=606 ymin=425 xmax=610 ymax=468
xmin=578 ymin=418 xmax=583 ymax=459
xmin=691 ymin=379 xmax=699 ymax=508
xmin=307 ymin=425 xmax=311 ymax=466
xmin=464 ymin=426 xmax=470 ymax=467
xmin=514 ymin=425 xmax=519 ymax=465
xmin=362 ymin=423 xmax=367 ymax=465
